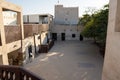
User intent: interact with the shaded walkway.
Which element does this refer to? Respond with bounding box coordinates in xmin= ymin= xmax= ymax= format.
xmin=24 ymin=40 xmax=104 ymax=80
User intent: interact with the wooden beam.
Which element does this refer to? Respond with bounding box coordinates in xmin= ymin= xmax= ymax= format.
xmin=0 ymin=0 xmax=22 ymax=12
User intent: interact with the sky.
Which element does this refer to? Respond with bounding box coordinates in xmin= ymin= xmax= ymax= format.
xmin=6 ymin=0 xmax=109 ymax=17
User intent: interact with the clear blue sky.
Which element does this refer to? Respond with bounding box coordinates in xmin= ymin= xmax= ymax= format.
xmin=6 ymin=0 xmax=109 ymax=17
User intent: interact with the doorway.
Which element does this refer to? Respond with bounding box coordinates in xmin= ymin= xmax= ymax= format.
xmin=61 ymin=33 xmax=65 ymax=41
xmin=52 ymin=33 xmax=57 ymax=41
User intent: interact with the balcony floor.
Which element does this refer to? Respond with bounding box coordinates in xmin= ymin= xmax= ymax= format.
xmin=24 ymin=40 xmax=104 ymax=80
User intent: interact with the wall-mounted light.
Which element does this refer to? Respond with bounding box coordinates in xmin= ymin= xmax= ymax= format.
xmin=13 ymin=45 xmax=17 ymax=48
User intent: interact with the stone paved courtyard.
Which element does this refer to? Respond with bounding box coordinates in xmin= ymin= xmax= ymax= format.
xmin=24 ymin=40 xmax=104 ymax=80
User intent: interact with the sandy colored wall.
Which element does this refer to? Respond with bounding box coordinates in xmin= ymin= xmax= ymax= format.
xmin=6 ymin=40 xmax=21 ymax=53
xmin=0 ymin=40 xmax=21 ymax=58
xmin=22 ymin=31 xmax=48 ymax=64
xmin=51 ymin=24 xmax=80 ymax=40
xmin=102 ymin=0 xmax=120 ymax=80
xmin=0 ymin=40 xmax=21 ymax=65
xmin=54 ymin=5 xmax=78 ymax=25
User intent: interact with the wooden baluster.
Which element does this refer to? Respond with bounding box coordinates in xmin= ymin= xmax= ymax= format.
xmin=10 ymin=72 xmax=14 ymax=80
xmin=26 ymin=75 xmax=29 ymax=80
xmin=0 ymin=69 xmax=2 ymax=80
xmin=5 ymin=71 xmax=8 ymax=80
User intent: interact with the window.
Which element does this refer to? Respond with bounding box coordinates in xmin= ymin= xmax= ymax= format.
xmin=65 ymin=18 xmax=68 ymax=21
xmin=72 ymin=34 xmax=76 ymax=38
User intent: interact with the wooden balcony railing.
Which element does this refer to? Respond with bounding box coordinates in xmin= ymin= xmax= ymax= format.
xmin=24 ymin=24 xmax=49 ymax=38
xmin=5 ymin=25 xmax=21 ymax=43
xmin=24 ymin=24 xmax=38 ymax=38
xmin=38 ymin=24 xmax=49 ymax=32
xmin=0 ymin=65 xmax=43 ymax=80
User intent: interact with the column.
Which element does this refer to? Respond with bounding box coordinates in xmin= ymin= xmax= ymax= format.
xmin=0 ymin=7 xmax=9 ymax=65
xmin=17 ymin=12 xmax=24 ymax=52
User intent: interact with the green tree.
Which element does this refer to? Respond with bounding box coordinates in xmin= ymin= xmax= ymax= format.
xmin=81 ymin=19 xmax=97 ymax=41
xmin=93 ymin=4 xmax=109 ymax=45
xmin=80 ymin=4 xmax=109 ymax=45
xmin=78 ymin=14 xmax=91 ymax=26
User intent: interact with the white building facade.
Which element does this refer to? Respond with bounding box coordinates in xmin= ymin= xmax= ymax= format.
xmin=23 ymin=14 xmax=53 ymax=24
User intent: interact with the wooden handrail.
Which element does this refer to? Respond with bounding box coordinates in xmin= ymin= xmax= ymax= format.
xmin=0 ymin=65 xmax=43 ymax=80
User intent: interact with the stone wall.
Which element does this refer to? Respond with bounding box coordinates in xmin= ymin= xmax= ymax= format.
xmin=51 ymin=24 xmax=81 ymax=40
xmin=102 ymin=0 xmax=120 ymax=80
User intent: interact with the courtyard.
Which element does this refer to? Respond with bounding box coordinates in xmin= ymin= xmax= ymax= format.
xmin=24 ymin=40 xmax=104 ymax=80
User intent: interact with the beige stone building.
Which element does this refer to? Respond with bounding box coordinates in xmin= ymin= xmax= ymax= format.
xmin=23 ymin=14 xmax=53 ymax=64
xmin=54 ymin=5 xmax=78 ymax=25
xmin=0 ymin=0 xmax=23 ymax=65
xmin=0 ymin=0 xmax=53 ymax=65
xmin=22 ymin=24 xmax=50 ymax=64
xmin=52 ymin=2 xmax=120 ymax=80
xmin=52 ymin=4 xmax=80 ymax=41
xmin=1 ymin=0 xmax=120 ymax=80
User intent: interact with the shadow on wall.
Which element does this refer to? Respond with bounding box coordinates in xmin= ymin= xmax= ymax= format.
xmin=23 ymin=43 xmax=44 ymax=64
xmin=41 ymin=36 xmax=47 ymax=45
xmin=0 ymin=55 xmax=3 ymax=65
xmin=22 ymin=32 xmax=50 ymax=64
xmin=23 ymin=45 xmax=36 ymax=64
xmin=8 ymin=48 xmax=22 ymax=65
